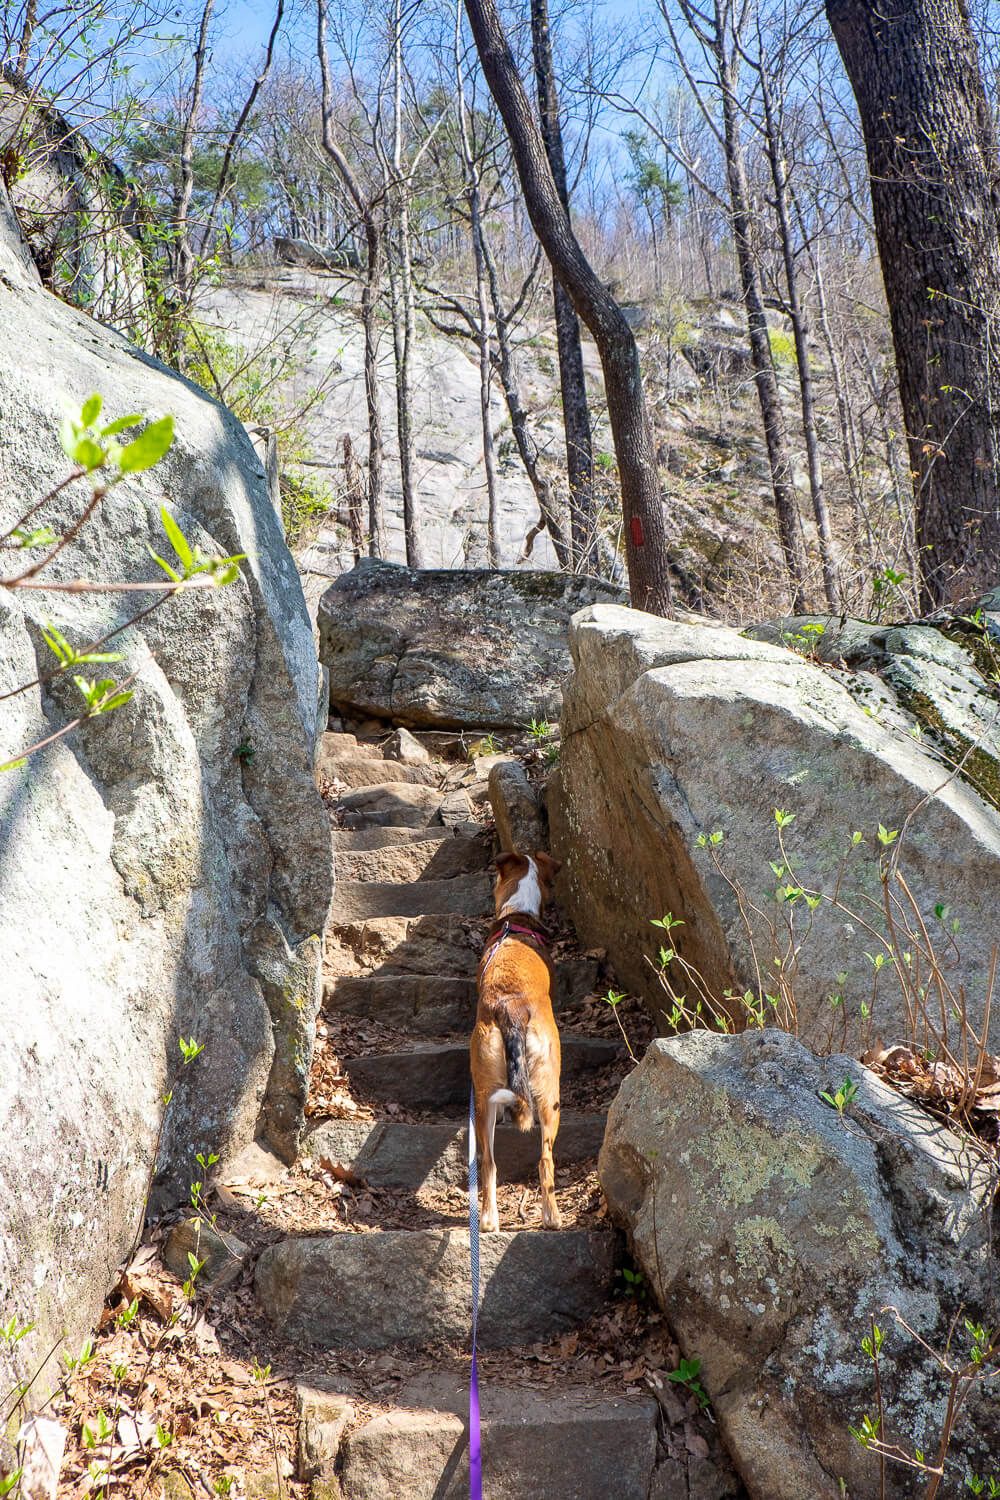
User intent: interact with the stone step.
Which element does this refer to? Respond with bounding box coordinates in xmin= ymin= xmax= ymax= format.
xmin=324 ymin=757 xmax=440 ymax=790
xmin=332 ymin=825 xmax=454 ymax=853
xmin=334 ymin=875 xmax=493 ymax=922
xmin=334 ymin=831 xmax=490 ymax=883
xmin=318 ymin=731 xmax=379 ymax=758
xmin=337 ymin=782 xmax=444 ymax=829
xmin=255 ymin=1227 xmax=617 ymax=1349
xmin=336 ymin=1375 xmax=658 ymax=1500
xmin=303 ymin=1113 xmax=607 ymax=1191
xmin=344 ymin=1037 xmax=621 ymax=1109
xmin=324 ymin=913 xmax=485 ymax=978
xmin=324 ymin=955 xmax=601 ymax=1032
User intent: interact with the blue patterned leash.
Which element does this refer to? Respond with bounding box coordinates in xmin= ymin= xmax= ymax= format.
xmin=468 ymin=1086 xmax=483 ymax=1500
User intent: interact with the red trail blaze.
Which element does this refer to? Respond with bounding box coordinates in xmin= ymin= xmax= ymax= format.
xmin=630 ymin=515 xmax=645 ymax=547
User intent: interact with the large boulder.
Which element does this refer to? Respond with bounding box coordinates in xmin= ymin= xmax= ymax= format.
xmin=319 ymin=559 xmax=624 ymax=729
xmin=600 ymin=1029 xmax=997 ymax=1499
xmin=549 ymin=604 xmax=1000 ymax=1050
xmin=0 ymin=183 xmax=331 ymax=1416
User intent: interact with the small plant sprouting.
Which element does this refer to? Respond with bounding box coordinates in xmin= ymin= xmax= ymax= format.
xmin=695 ymin=829 xmax=724 ymax=848
xmin=819 ymin=1077 xmax=860 ymax=1117
xmin=528 ymin=718 xmax=554 ymax=741
xmin=667 ymin=1356 xmax=711 ymax=1410
xmin=115 ymin=1298 xmax=139 ymax=1330
xmin=153 ymin=1423 xmax=173 ymax=1450
xmin=0 ymin=1471 xmax=23 ymax=1497
xmin=848 ymin=1411 xmax=882 ymax=1449
xmin=604 ymin=988 xmax=639 ymax=1064
xmin=235 ymin=740 xmax=255 ymax=764
xmin=0 ymin=1317 xmax=34 ymax=1347
xmin=214 ymin=1478 xmax=236 ymax=1497
xmin=82 ymin=1409 xmax=113 ymax=1449
xmin=182 ymin=1252 xmax=206 ymax=1301
xmin=63 ymin=1337 xmax=97 ymax=1373
xmin=179 ymin=1036 xmax=204 ymax=1065
xmin=966 ymin=1475 xmax=1000 ymax=1496
xmin=251 ymin=1358 xmax=272 ymax=1384
xmin=619 ymin=1264 xmax=646 ymax=1300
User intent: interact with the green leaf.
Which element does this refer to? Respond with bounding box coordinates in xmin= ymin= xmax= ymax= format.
xmin=118 ymin=415 xmax=174 ymax=473
xmin=81 ymin=393 xmax=103 ymax=426
xmin=0 ymin=757 xmax=28 ymax=773
xmin=72 ymin=436 xmax=106 ymax=472
xmin=100 ymin=413 xmax=142 ymax=437
xmin=159 ymin=506 xmax=192 ymax=569
xmin=147 ymin=544 xmax=180 ymax=583
xmin=11 ymin=525 xmax=58 ymax=548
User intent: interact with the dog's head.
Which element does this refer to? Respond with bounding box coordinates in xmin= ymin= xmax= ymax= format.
xmin=493 ymin=849 xmax=562 ymax=918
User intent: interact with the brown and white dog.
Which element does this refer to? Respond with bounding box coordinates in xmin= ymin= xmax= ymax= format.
xmin=470 ymin=849 xmax=563 ymax=1233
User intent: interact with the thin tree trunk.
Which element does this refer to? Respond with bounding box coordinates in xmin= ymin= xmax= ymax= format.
xmin=390 ymin=0 xmax=422 ymax=568
xmin=343 ymin=433 xmax=365 ymax=563
xmin=717 ymin=45 xmax=807 ymax=610
xmin=361 ymin=220 xmax=386 ymax=557
xmin=174 ymin=0 xmax=216 ymax=307
xmin=481 ymin=237 xmax=570 ymax=567
xmin=810 ymin=246 xmax=867 ymax=562
xmin=317 ymin=0 xmax=384 ymax=556
xmin=529 ymin=0 xmax=599 ymax=572
xmin=827 ymin=0 xmax=1000 ymax=608
xmin=758 ymin=56 xmax=840 ymax=610
xmin=465 ymin=0 xmax=673 ymax=616
xmin=455 ymin=13 xmax=500 ymax=566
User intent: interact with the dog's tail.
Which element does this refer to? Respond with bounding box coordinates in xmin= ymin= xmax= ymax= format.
xmin=488 ymin=1017 xmax=534 ymax=1137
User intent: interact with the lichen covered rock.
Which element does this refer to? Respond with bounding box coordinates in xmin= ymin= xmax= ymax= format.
xmin=600 ymin=1030 xmax=998 ymax=1498
xmin=318 ymin=558 xmax=624 ymax=729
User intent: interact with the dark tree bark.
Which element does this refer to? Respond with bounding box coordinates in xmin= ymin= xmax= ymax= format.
xmin=529 ymin=0 xmax=598 ymax=571
xmin=464 ymin=0 xmax=673 ymax=616
xmin=827 ymin=0 xmax=1000 ymax=608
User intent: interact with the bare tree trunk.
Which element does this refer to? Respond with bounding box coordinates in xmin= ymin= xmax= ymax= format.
xmin=455 ymin=14 xmax=500 ymax=566
xmin=529 ymin=0 xmax=599 ymax=572
xmin=343 ymin=433 xmax=365 ymax=563
xmin=204 ymin=0 xmax=285 ymax=251
xmin=757 ymin=54 xmax=840 ymax=610
xmin=174 ymin=0 xmax=216 ymax=307
xmin=717 ymin=44 xmax=807 ymax=610
xmin=827 ymin=0 xmax=1000 ymax=608
xmin=317 ymin=0 xmax=384 ymax=556
xmin=16 ymin=0 xmax=37 ymax=72
xmin=389 ymin=0 xmax=423 ymax=568
xmin=361 ymin=221 xmax=386 ymax=558
xmin=481 ymin=238 xmax=570 ymax=566
xmin=465 ymin=0 xmax=673 ymax=616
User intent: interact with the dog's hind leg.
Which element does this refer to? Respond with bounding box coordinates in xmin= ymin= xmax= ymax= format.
xmin=475 ymin=1092 xmax=501 ymax=1233
xmin=536 ymin=1093 xmax=562 ymax=1230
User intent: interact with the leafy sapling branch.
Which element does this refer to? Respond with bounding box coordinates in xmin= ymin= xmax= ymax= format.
xmin=1 ymin=394 xmax=246 ymax=773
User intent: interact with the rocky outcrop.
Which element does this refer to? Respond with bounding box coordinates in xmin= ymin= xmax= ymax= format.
xmin=599 ymin=1029 xmax=998 ymax=1499
xmin=319 ymin=559 xmax=625 ymax=729
xmin=549 ymin=604 xmax=1000 ymax=1050
xmin=0 ymin=182 xmax=331 ymax=1412
xmin=0 ymin=73 xmax=148 ymax=336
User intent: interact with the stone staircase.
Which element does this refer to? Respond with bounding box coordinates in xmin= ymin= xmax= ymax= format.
xmin=251 ymin=727 xmax=730 ymax=1499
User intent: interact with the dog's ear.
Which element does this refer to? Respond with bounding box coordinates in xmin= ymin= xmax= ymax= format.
xmin=533 ymin=851 xmax=563 ymax=880
xmin=494 ymin=850 xmax=524 ymax=879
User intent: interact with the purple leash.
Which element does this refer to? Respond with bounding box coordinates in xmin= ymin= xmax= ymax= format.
xmin=468 ymin=1086 xmax=483 ymax=1500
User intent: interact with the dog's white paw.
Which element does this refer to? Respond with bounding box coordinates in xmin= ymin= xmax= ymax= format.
xmin=541 ymin=1205 xmax=563 ymax=1231
xmin=481 ymin=1212 xmax=500 ymax=1233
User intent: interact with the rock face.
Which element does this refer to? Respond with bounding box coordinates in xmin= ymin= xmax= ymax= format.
xmin=319 ymin=559 xmax=624 ymax=729
xmin=599 ymin=1030 xmax=998 ymax=1499
xmin=550 ymin=604 xmax=1000 ymax=1050
xmin=0 ymin=183 xmax=331 ymax=1412
xmin=0 ymin=77 xmax=148 ymax=337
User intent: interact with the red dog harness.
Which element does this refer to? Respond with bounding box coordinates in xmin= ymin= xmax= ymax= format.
xmin=480 ymin=917 xmax=549 ymax=974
